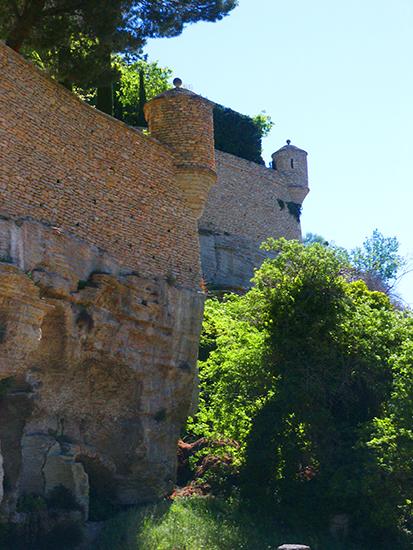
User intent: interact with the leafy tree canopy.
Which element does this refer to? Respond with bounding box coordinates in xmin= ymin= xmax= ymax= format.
xmin=252 ymin=111 xmax=274 ymax=138
xmin=213 ymin=105 xmax=273 ymax=164
xmin=303 ymin=231 xmax=329 ymax=246
xmin=350 ymin=228 xmax=406 ymax=293
xmin=73 ymin=57 xmax=172 ymax=125
xmin=0 ymin=0 xmax=238 ymax=88
xmin=189 ymin=239 xmax=413 ymax=547
xmin=303 ymin=229 xmax=407 ymax=296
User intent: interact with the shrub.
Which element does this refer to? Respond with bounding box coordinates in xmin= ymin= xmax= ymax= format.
xmin=213 ymin=104 xmax=266 ymax=164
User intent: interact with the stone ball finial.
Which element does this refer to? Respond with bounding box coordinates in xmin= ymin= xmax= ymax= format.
xmin=286 ymin=139 xmax=291 ymax=145
xmin=173 ymin=77 xmax=183 ymax=88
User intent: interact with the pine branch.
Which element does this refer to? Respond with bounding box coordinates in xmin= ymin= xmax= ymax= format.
xmin=42 ymin=0 xmax=84 ymax=17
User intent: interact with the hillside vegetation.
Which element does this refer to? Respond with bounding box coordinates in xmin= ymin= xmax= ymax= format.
xmin=184 ymin=238 xmax=413 ymax=549
xmin=98 ymin=237 xmax=413 ymax=550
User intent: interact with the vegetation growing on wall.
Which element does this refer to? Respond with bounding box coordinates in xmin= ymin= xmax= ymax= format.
xmin=277 ymin=199 xmax=302 ymax=222
xmin=213 ymin=105 xmax=273 ymax=164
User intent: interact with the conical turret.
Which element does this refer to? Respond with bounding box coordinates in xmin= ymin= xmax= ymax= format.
xmin=271 ymin=140 xmax=309 ymax=203
xmin=144 ymin=79 xmax=216 ymax=217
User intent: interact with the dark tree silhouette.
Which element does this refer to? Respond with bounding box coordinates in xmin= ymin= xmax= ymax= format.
xmin=0 ymin=0 xmax=238 ymax=112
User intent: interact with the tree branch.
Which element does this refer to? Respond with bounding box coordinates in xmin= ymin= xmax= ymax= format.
xmin=42 ymin=0 xmax=84 ymax=17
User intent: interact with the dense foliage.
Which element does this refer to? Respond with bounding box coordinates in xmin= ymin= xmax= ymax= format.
xmin=213 ymin=104 xmax=273 ymax=164
xmin=350 ymin=228 xmax=407 ymax=293
xmin=189 ymin=239 xmax=413 ymax=548
xmin=304 ymin=229 xmax=407 ymax=296
xmin=74 ymin=57 xmax=172 ymax=126
xmin=0 ymin=0 xmax=237 ymax=113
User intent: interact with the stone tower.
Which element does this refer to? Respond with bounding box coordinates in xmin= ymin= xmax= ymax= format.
xmin=271 ymin=140 xmax=309 ymax=204
xmin=144 ymin=81 xmax=217 ymax=217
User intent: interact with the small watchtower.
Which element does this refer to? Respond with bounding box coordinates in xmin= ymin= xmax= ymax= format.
xmin=271 ymin=140 xmax=309 ymax=203
xmin=144 ymin=78 xmax=216 ymax=217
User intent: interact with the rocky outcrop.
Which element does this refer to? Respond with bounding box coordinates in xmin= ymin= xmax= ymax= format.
xmin=199 ymin=229 xmax=268 ymax=291
xmin=0 ymin=217 xmax=204 ymax=519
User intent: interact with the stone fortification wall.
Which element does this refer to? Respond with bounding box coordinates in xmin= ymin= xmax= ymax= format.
xmin=0 ymin=42 xmax=200 ymax=289
xmin=0 ymin=43 xmax=217 ymax=526
xmin=200 ymin=150 xmax=305 ymax=289
xmin=202 ymin=150 xmax=302 ymax=242
xmin=0 ymin=38 xmax=309 ymax=527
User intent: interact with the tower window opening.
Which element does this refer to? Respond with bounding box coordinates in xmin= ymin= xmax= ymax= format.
xmin=273 ymin=160 xmax=277 ymax=170
xmin=290 ymin=158 xmax=294 ymax=169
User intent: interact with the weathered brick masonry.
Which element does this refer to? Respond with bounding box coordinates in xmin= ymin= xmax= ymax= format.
xmin=202 ymin=150 xmax=303 ymax=243
xmin=0 ymin=41 xmax=308 ymax=292
xmin=0 ymin=43 xmax=208 ymax=289
xmin=199 ymin=147 xmax=309 ymax=289
xmin=144 ymin=87 xmax=216 ymax=216
xmin=0 ymin=41 xmax=219 ymax=518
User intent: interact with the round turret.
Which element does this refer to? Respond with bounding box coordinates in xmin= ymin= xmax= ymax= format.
xmin=144 ymin=80 xmax=216 ymax=217
xmin=271 ymin=140 xmax=309 ymax=203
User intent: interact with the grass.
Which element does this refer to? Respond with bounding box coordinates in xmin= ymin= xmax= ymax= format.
xmin=97 ymin=496 xmax=364 ymax=550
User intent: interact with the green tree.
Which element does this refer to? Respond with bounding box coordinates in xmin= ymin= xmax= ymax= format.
xmin=188 ymin=297 xmax=274 ymax=455
xmin=252 ymin=111 xmax=274 ymax=138
xmin=350 ymin=229 xmax=406 ymax=293
xmin=0 ymin=0 xmax=238 ymax=113
xmin=74 ymin=57 xmax=172 ymax=125
xmin=190 ymin=239 xmax=413 ymax=547
xmin=114 ymin=58 xmax=171 ymax=126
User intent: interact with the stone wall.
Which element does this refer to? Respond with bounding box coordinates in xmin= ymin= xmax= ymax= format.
xmin=202 ymin=150 xmax=302 ymax=243
xmin=0 ymin=42 xmax=215 ymax=522
xmin=144 ymin=87 xmax=216 ymax=216
xmin=0 ymin=39 xmax=309 ymax=523
xmin=200 ymin=150 xmax=306 ymax=289
xmin=0 ymin=42 xmax=201 ymax=289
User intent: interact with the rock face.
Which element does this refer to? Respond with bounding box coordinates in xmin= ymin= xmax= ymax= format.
xmin=0 ymin=217 xmax=204 ymax=519
xmin=200 ymin=229 xmax=268 ymax=290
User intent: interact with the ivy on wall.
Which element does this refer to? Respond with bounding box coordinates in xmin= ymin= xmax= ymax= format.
xmin=213 ymin=104 xmax=264 ymax=165
xmin=277 ymin=199 xmax=302 ymax=222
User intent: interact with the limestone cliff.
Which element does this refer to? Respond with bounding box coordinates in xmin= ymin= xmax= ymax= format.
xmin=0 ymin=217 xmax=204 ymax=519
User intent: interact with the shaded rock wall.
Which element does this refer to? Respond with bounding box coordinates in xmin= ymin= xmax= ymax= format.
xmin=0 ymin=218 xmax=204 ymax=518
xmin=199 ymin=229 xmax=267 ymax=291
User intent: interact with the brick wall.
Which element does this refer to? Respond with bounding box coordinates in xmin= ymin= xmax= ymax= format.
xmin=201 ymin=150 xmax=302 ymax=244
xmin=145 ymin=88 xmax=216 ymax=216
xmin=0 ymin=43 xmax=201 ymax=289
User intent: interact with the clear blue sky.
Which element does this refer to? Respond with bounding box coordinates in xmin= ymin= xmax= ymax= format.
xmin=145 ymin=0 xmax=413 ymax=305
